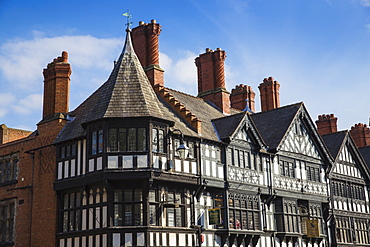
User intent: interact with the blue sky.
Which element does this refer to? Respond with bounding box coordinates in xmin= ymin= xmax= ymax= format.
xmin=1 ymin=0 xmax=370 ymax=131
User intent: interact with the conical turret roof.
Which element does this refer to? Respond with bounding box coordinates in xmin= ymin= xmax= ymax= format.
xmin=82 ymin=29 xmax=165 ymax=122
xmin=55 ymin=29 xmax=173 ymax=143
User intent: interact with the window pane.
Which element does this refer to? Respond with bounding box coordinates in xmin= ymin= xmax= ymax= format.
xmin=66 ymin=145 xmax=71 ymax=157
xmin=63 ymin=211 xmax=68 ymax=232
xmin=229 ymin=210 xmax=235 ymax=229
xmin=134 ymin=204 xmax=143 ymax=226
xmin=61 ymin=147 xmax=66 ymax=159
xmin=118 ymin=128 xmax=127 ymax=151
xmin=167 ymin=208 xmax=175 ymax=227
xmin=98 ymin=130 xmax=103 ymax=153
xmin=109 ymin=129 xmax=118 ymax=152
xmin=175 ymin=207 xmax=182 ymax=227
xmin=75 ymin=209 xmax=81 ymax=230
xmin=124 ymin=205 xmax=132 ymax=226
xmin=235 ymin=211 xmax=241 ymax=229
xmin=188 ymin=142 xmax=194 ymax=159
xmin=114 ymin=190 xmax=122 ymax=202
xmin=158 ymin=130 xmax=164 ymax=153
xmin=134 ymin=189 xmax=142 ymax=201
xmin=149 ymin=191 xmax=156 ymax=202
xmin=92 ymin=132 xmax=97 ymax=155
xmin=124 ymin=189 xmax=132 ymax=201
xmin=114 ymin=204 xmax=122 ymax=226
xmin=71 ymin=144 xmax=76 ymax=156
xmin=128 ymin=128 xmax=136 ymax=151
xmin=149 ymin=204 xmax=156 ymax=225
xmin=137 ymin=128 xmax=146 ymax=151
xmin=242 ymin=211 xmax=247 ymax=229
xmin=152 ymin=129 xmax=158 ymax=152
xmin=167 ymin=192 xmax=174 ymax=203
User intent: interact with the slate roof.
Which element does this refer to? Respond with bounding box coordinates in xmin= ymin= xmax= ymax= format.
xmin=250 ymin=102 xmax=302 ymax=151
xmin=212 ymin=112 xmax=247 ymax=141
xmin=166 ymin=88 xmax=226 ymax=141
xmin=321 ymin=131 xmax=347 ymax=160
xmin=359 ymin=146 xmax=370 ymax=168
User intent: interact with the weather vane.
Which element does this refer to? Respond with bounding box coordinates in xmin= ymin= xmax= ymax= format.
xmin=122 ymin=10 xmax=133 ymax=30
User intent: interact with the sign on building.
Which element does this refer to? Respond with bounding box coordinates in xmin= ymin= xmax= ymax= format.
xmin=208 ymin=208 xmax=221 ymax=225
xmin=306 ymin=219 xmax=320 ymax=237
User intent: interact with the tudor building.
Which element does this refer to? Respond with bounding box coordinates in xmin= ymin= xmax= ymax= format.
xmin=316 ymin=115 xmax=370 ymax=247
xmin=1 ymin=19 xmax=370 ymax=247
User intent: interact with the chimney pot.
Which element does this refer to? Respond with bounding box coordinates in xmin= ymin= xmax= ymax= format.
xmin=195 ymin=48 xmax=230 ymax=114
xmin=131 ymin=20 xmax=163 ymax=88
xmin=350 ymin=122 xmax=370 ymax=148
xmin=258 ymin=76 xmax=280 ymax=111
xmin=62 ymin=51 xmax=68 ymax=62
xmin=42 ymin=51 xmax=71 ymax=120
xmin=315 ymin=114 xmax=338 ymax=135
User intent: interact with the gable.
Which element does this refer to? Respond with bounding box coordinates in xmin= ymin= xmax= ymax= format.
xmin=233 ymin=124 xmax=254 ymax=143
xmin=333 ymin=143 xmax=364 ymax=179
xmin=280 ymin=120 xmax=321 ymax=159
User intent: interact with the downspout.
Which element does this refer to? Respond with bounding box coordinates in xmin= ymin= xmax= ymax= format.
xmin=28 ymin=151 xmax=35 ymax=247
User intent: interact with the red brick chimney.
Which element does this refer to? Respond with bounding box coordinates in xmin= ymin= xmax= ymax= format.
xmin=131 ymin=20 xmax=164 ymax=88
xmin=350 ymin=123 xmax=370 ymax=148
xmin=42 ymin=51 xmax=71 ymax=120
xmin=195 ymin=48 xmax=230 ymax=114
xmin=230 ymin=84 xmax=255 ymax=112
xmin=258 ymin=77 xmax=280 ymax=111
xmin=315 ymin=114 xmax=338 ymax=135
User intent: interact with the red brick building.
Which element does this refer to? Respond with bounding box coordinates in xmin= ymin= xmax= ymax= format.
xmin=0 ymin=52 xmax=71 ymax=246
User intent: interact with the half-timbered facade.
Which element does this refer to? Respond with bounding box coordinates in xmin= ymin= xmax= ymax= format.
xmin=321 ymin=131 xmax=370 ymax=247
xmin=251 ymin=103 xmax=333 ymax=247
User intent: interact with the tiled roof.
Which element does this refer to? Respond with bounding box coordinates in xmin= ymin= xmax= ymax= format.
xmin=212 ymin=112 xmax=246 ymax=141
xmin=83 ymin=31 xmax=166 ymax=121
xmin=250 ymin=102 xmax=302 ymax=150
xmin=321 ymin=131 xmax=347 ymax=160
xmin=359 ymin=146 xmax=370 ymax=168
xmin=166 ymin=88 xmax=225 ymax=141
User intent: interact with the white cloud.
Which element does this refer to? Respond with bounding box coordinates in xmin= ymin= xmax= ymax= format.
xmin=359 ymin=0 xmax=370 ymax=7
xmin=0 ymin=93 xmax=16 ymax=118
xmin=0 ymin=33 xmax=122 ymax=92
xmin=12 ymin=94 xmax=43 ymax=115
xmin=161 ymin=50 xmax=198 ymax=95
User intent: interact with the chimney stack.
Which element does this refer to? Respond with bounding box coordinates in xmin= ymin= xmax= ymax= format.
xmin=42 ymin=51 xmax=71 ymax=120
xmin=350 ymin=123 xmax=370 ymax=148
xmin=230 ymin=84 xmax=255 ymax=112
xmin=315 ymin=114 xmax=338 ymax=135
xmin=258 ymin=77 xmax=280 ymax=111
xmin=131 ymin=19 xmax=164 ymax=88
xmin=195 ymin=48 xmax=230 ymax=114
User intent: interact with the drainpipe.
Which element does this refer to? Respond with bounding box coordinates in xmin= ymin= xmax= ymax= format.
xmin=28 ymin=151 xmax=35 ymax=247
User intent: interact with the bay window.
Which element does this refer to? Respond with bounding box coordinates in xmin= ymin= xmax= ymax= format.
xmin=108 ymin=128 xmax=146 ymax=152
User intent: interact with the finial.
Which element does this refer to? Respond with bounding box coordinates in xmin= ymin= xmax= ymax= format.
xmin=122 ymin=10 xmax=133 ymax=31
